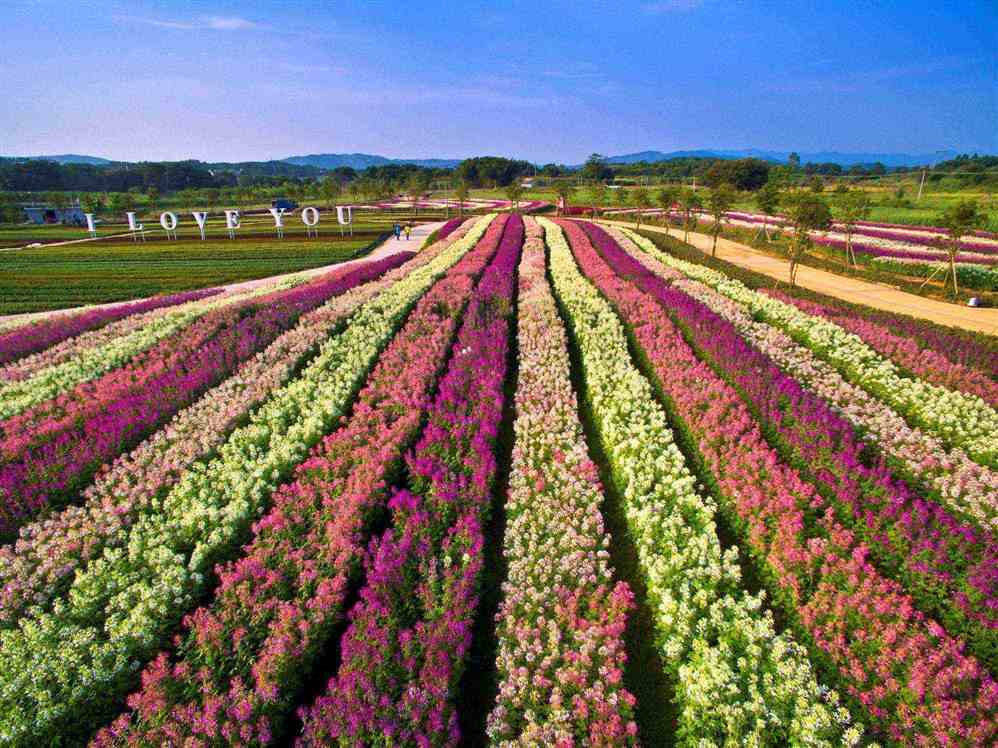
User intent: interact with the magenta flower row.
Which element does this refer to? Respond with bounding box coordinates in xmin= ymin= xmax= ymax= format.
xmin=436 ymin=217 xmax=464 ymax=240
xmin=0 ymin=255 xmax=412 ymax=539
xmin=295 ymin=214 xmax=523 ymax=746
xmin=487 ymin=218 xmax=637 ymax=744
xmin=762 ymin=289 xmax=998 ymax=409
xmin=91 ymin=218 xmax=509 ymax=747
xmin=584 ymin=221 xmax=997 ymax=669
xmin=0 ymin=234 xmax=464 ymax=631
xmin=725 ymin=211 xmax=998 ymax=254
xmin=569 ymin=220 xmax=998 ymax=745
xmin=0 ymin=288 xmax=222 ymax=367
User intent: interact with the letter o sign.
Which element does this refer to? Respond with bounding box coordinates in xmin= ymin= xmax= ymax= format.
xmin=301 ymin=206 xmax=320 ymax=227
xmin=160 ymin=212 xmax=178 ymax=231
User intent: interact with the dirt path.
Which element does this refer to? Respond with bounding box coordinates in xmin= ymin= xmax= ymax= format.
xmin=0 ymin=222 xmax=443 ymax=329
xmin=597 ymin=219 xmax=998 ymax=336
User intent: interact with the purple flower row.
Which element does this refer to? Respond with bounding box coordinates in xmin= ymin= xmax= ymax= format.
xmin=762 ymin=289 xmax=998 ymax=407
xmin=92 ymin=218 xmax=507 ymax=747
xmin=0 ymin=288 xmax=222 ymax=367
xmin=0 ymin=256 xmax=411 ymax=539
xmin=573 ymin=221 xmax=997 ymax=744
xmin=436 ymin=217 xmax=465 ymax=240
xmin=0 ymin=243 xmax=440 ymax=630
xmin=295 ymin=214 xmax=523 ymax=746
xmin=725 ymin=211 xmax=998 ymax=254
xmin=488 ymin=217 xmax=637 ymax=744
xmin=811 ymin=234 xmax=998 ymax=266
xmin=764 ymin=288 xmax=998 ymax=379
xmin=581 ymin=221 xmax=998 ymax=671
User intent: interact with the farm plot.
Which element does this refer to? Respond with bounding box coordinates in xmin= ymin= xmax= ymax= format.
xmin=0 ymin=213 xmax=994 ymax=746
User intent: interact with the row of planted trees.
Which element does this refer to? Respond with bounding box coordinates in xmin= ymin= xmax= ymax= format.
xmin=554 ymin=179 xmax=987 ymax=297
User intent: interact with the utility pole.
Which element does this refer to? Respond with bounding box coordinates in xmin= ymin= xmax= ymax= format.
xmin=917 ymin=169 xmax=926 ymax=202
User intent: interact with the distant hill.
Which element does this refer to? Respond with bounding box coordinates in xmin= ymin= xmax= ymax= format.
xmin=283 ymin=153 xmax=463 ymax=170
xmin=600 ymin=149 xmax=959 ymax=168
xmin=5 ymin=154 xmax=115 ymax=166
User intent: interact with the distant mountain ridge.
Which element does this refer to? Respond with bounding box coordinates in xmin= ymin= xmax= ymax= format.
xmin=600 ymin=149 xmax=959 ymax=167
xmin=5 ymin=149 xmax=964 ymax=171
xmin=3 ymin=154 xmax=114 ymax=166
xmin=282 ymin=153 xmax=463 ymax=170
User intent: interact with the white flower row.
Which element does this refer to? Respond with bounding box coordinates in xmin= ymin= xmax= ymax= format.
xmin=0 ymin=277 xmax=304 ymax=421
xmin=488 ymin=217 xmax=636 ymax=745
xmin=613 ymin=227 xmax=998 ymax=530
xmin=0 ymin=222 xmax=474 ymax=629
xmin=0 ymin=294 xmax=208 ymax=383
xmin=540 ymin=218 xmax=861 ymax=747
xmin=0 ymin=215 xmax=495 ymax=745
xmin=619 ymin=228 xmax=998 ymax=468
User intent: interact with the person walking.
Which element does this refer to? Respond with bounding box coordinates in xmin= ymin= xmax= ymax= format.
xmin=393 ymin=222 xmax=401 ymax=240
xmin=404 ymin=223 xmax=411 ymax=241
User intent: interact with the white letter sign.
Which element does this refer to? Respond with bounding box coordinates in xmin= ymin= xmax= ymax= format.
xmin=159 ymin=211 xmax=178 ymax=231
xmin=224 ymin=210 xmax=240 ymax=240
xmin=85 ymin=213 xmax=97 ymax=237
xmin=302 ymin=206 xmax=319 ymax=239
xmin=301 ymin=206 xmax=319 ymax=226
xmin=160 ymin=211 xmax=178 ymax=240
xmin=192 ymin=211 xmax=208 ymax=240
xmin=268 ymin=207 xmax=286 ymax=239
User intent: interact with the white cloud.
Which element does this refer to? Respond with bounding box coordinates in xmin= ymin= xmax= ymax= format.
xmin=203 ymin=16 xmax=260 ymax=31
xmin=114 ymin=15 xmax=195 ymax=30
xmin=115 ymin=15 xmax=264 ymax=32
xmin=642 ymin=0 xmax=706 ymax=13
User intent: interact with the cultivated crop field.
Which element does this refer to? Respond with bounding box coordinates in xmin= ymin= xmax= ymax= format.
xmin=0 ymin=212 xmax=996 ymax=746
xmin=0 ymin=233 xmax=383 ymax=314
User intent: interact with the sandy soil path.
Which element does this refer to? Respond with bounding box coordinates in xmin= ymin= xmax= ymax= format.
xmin=0 ymin=222 xmax=443 ymax=328
xmin=596 ymin=219 xmax=998 ymax=336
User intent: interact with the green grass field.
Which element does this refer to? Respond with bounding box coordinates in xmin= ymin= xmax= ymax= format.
xmin=0 ymin=233 xmax=384 ymax=314
xmin=0 ymin=209 xmax=459 ymax=248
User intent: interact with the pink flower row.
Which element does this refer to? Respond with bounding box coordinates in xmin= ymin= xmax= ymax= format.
xmin=488 ymin=217 xmax=637 ymax=745
xmin=91 ymin=217 xmax=505 ymax=746
xmin=0 ymin=233 xmax=463 ymax=630
xmin=0 ymin=255 xmax=413 ymax=539
xmin=295 ymin=214 xmax=523 ymax=746
xmin=580 ymin=222 xmax=997 ymax=745
xmin=761 ymin=289 xmax=998 ymax=408
xmin=0 ymin=288 xmax=221 ymax=369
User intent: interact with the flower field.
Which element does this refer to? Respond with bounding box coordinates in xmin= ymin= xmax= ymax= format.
xmin=0 ymin=213 xmax=995 ymax=746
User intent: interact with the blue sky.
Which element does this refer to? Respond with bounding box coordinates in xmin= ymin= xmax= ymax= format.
xmin=3 ymin=0 xmax=995 ymax=162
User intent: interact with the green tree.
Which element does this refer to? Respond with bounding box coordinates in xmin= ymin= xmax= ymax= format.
xmin=678 ymin=188 xmax=702 ymax=243
xmin=505 ymin=182 xmax=524 ymax=212
xmin=784 ymin=192 xmax=832 ymax=286
xmin=81 ymin=193 xmax=105 ymax=218
xmin=454 ymin=180 xmax=470 ymax=217
xmin=0 ymin=193 xmax=22 ymax=224
xmin=581 ymin=153 xmax=610 ymax=182
xmin=755 ymin=182 xmax=781 ymax=241
xmin=632 ymin=187 xmax=651 ymax=227
xmin=590 ymin=182 xmax=608 ymax=218
xmin=656 ymin=186 xmax=678 ymax=235
xmin=706 ymin=183 xmax=736 ymax=256
xmin=319 ymin=177 xmax=341 ymax=208
xmin=555 ymin=182 xmax=575 ymax=216
xmin=837 ymin=190 xmax=871 ymax=266
xmin=406 ymin=172 xmax=431 ymax=218
xmin=938 ymin=200 xmax=985 ymax=298
xmin=145 ymin=187 xmax=161 ymax=217
xmin=106 ymin=193 xmax=125 ymax=219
